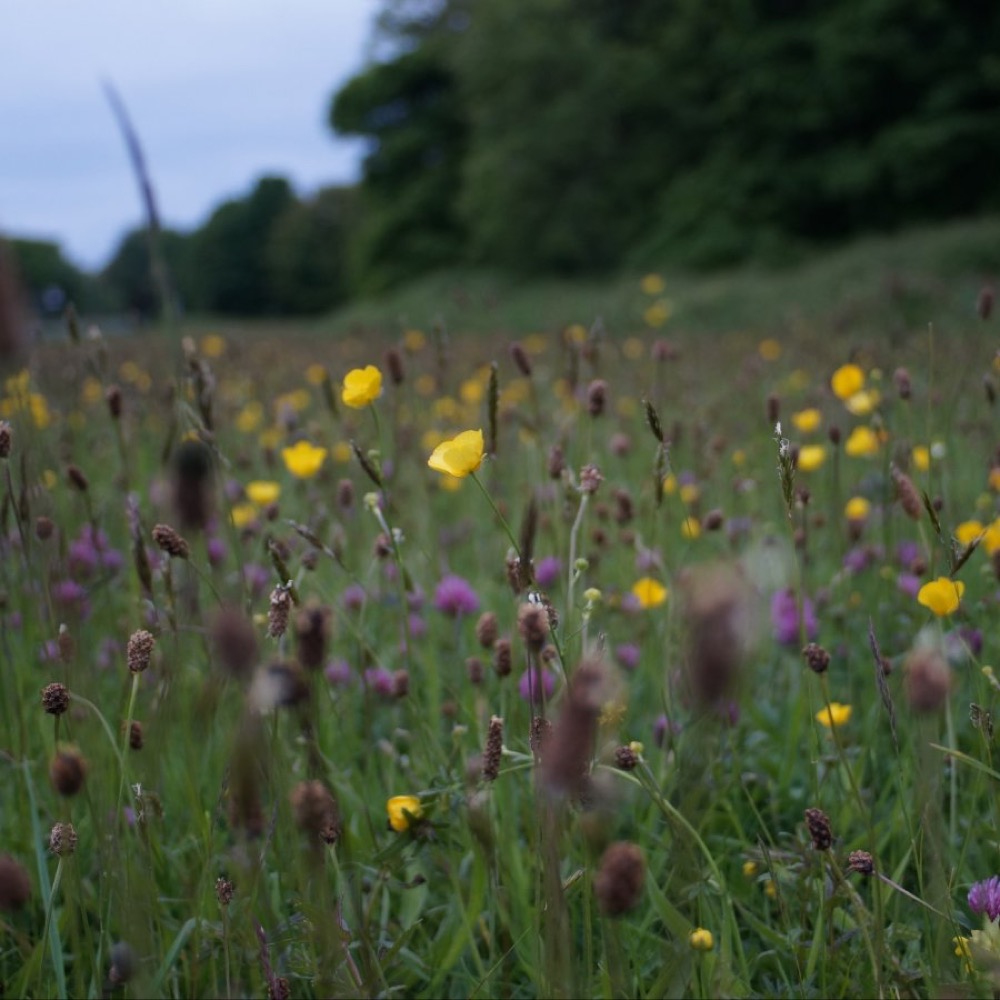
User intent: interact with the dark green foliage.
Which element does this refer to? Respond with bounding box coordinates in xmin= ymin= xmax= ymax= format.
xmin=332 ymin=0 xmax=1000 ymax=284
xmin=191 ymin=176 xmax=297 ymax=315
xmin=8 ymin=238 xmax=112 ymax=315
xmin=102 ymin=228 xmax=194 ymax=319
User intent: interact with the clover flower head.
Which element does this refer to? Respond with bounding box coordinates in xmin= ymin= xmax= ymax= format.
xmin=969 ymin=876 xmax=1000 ymax=922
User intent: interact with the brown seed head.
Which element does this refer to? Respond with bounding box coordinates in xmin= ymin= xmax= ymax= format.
xmin=702 ymin=508 xmax=725 ymax=532
xmin=66 ymin=464 xmax=89 ymax=492
xmin=766 ymin=394 xmax=780 ymax=425
xmin=493 ymin=637 xmax=512 ymax=677
xmin=905 ymin=647 xmax=951 ymax=712
xmin=804 ymin=807 xmax=833 ymax=851
xmin=127 ymin=720 xmax=144 ymax=750
xmin=0 ymin=855 xmax=31 ymax=911
xmin=268 ymin=976 xmax=291 ymax=1000
xmin=579 ymin=463 xmax=603 ymax=495
xmin=587 ymin=379 xmax=608 ymax=417
xmin=392 ymin=669 xmax=409 ymax=698
xmin=547 ymin=444 xmax=565 ymax=479
xmin=294 ymin=602 xmax=331 ymax=671
xmin=891 ymin=465 xmax=922 ymax=520
xmin=979 ymin=284 xmax=995 ymax=321
xmin=127 ymin=629 xmax=155 ymax=674
xmin=41 ymin=681 xmax=70 ymax=715
xmin=614 ymin=745 xmax=639 ymax=771
xmin=802 ymin=643 xmax=831 ymax=674
xmin=529 ymin=716 xmax=552 ymax=759
xmin=510 ymin=341 xmax=532 ymax=377
xmin=35 ymin=515 xmax=55 ymax=540
xmin=383 ymin=346 xmax=405 ymax=385
xmin=267 ymin=585 xmax=292 ymax=639
xmin=847 ymin=850 xmax=875 ymax=875
xmin=172 ymin=439 xmax=214 ymax=531
xmin=475 ymin=611 xmax=498 ymax=649
xmin=49 ymin=747 xmax=87 ymax=796
xmin=336 ymin=477 xmax=354 ymax=511
xmin=893 ymin=367 xmax=911 ymax=400
xmin=594 ymin=841 xmax=646 ymax=917
xmin=106 ymin=384 xmax=123 ymax=419
xmin=152 ymin=523 xmax=189 ymax=559
xmin=290 ymin=779 xmax=340 ymax=845
xmin=482 ymin=715 xmax=503 ymax=782
xmin=517 ymin=602 xmax=549 ymax=651
xmin=49 ymin=822 xmax=78 ymax=856
xmin=215 ymin=876 xmax=235 ymax=906
xmin=0 ymin=421 xmax=11 ymax=459
xmin=210 ymin=606 xmax=259 ymax=679
xmin=828 ymin=425 xmax=841 ymax=446
xmin=465 ymin=656 xmax=484 ymax=684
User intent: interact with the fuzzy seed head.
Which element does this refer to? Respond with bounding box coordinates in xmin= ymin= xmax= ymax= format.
xmin=49 ymin=822 xmax=78 ymax=856
xmin=41 ymin=681 xmax=70 ymax=716
xmin=482 ymin=715 xmax=503 ymax=782
xmin=804 ymin=807 xmax=833 ymax=851
xmin=594 ymin=841 xmax=646 ymax=916
xmin=152 ymin=523 xmax=189 ymax=559
xmin=127 ymin=629 xmax=155 ymax=674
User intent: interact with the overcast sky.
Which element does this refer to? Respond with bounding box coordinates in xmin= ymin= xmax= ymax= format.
xmin=0 ymin=0 xmax=380 ymax=269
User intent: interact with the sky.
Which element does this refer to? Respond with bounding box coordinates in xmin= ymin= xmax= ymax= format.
xmin=0 ymin=0 xmax=381 ymax=270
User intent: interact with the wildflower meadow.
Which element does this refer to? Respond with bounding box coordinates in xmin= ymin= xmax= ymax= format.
xmin=3 ymin=275 xmax=1000 ymax=999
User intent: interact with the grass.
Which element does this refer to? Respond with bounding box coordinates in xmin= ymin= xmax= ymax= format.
xmin=1 ymin=215 xmax=1000 ymax=997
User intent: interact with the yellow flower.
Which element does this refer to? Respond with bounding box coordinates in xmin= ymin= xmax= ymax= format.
xmin=816 ymin=702 xmax=852 ymax=728
xmin=281 ymin=440 xmax=327 ymax=479
xmin=845 ymin=496 xmax=871 ymax=521
xmin=632 ymin=577 xmax=668 ymax=609
xmin=342 ymin=365 xmax=383 ymax=408
xmin=758 ymin=338 xmax=782 ymax=361
xmin=230 ymin=502 xmax=258 ymax=529
xmin=236 ymin=401 xmax=264 ymax=433
xmin=305 ymin=363 xmax=328 ymax=386
xmin=689 ymin=928 xmax=714 ymax=952
xmin=989 ymin=468 xmax=1000 ymax=492
xmin=245 ymin=480 xmax=281 ymax=506
xmin=844 ymin=426 xmax=879 ymax=458
xmin=679 ymin=483 xmax=700 ymax=505
xmin=955 ymin=520 xmax=985 ymax=546
xmin=791 ymin=408 xmax=821 ymax=433
xmin=403 ymin=329 xmax=426 ymax=352
xmin=414 ymin=374 xmax=436 ymax=397
xmin=81 ymin=376 xmax=104 ymax=405
xmin=387 ymin=795 xmax=422 ymax=832
xmin=831 ymin=363 xmax=865 ymax=400
xmin=681 ymin=516 xmax=701 ymax=539
xmin=917 ymin=577 xmax=964 ymax=616
xmin=984 ymin=521 xmax=1000 ymax=556
xmin=843 ymin=389 xmax=880 ymax=416
xmin=797 ymin=444 xmax=826 ymax=472
xmin=912 ymin=445 xmax=930 ymax=472
xmin=643 ymin=300 xmax=672 ymax=328
xmin=742 ymin=860 xmax=758 ymax=878
xmin=731 ymin=449 xmax=746 ymax=468
xmin=662 ymin=473 xmax=677 ymax=495
xmin=640 ymin=273 xmax=665 ymax=295
xmin=201 ymin=333 xmax=225 ymax=358
xmin=427 ymin=429 xmax=485 ymax=479
xmin=460 ymin=379 xmax=484 ymax=405
xmin=623 ymin=337 xmax=644 ymax=360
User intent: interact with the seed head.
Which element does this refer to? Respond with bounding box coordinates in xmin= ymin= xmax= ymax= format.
xmin=66 ymin=464 xmax=89 ymax=492
xmin=587 ymin=379 xmax=608 ymax=417
xmin=49 ymin=822 xmax=78 ymax=856
xmin=152 ymin=523 xmax=189 ymax=559
xmin=290 ymin=779 xmax=340 ymax=845
xmin=482 ymin=715 xmax=503 ymax=782
xmin=0 ymin=855 xmax=31 ymax=911
xmin=614 ymin=745 xmax=639 ymax=771
xmin=580 ymin=463 xmax=603 ymax=495
xmin=294 ymin=601 xmax=331 ymax=671
xmin=893 ymin=367 xmax=911 ymax=400
xmin=267 ymin=585 xmax=293 ymax=639
xmin=979 ymin=284 xmax=995 ymax=321
xmin=847 ymin=850 xmax=875 ymax=875
xmin=0 ymin=421 xmax=11 ymax=459
xmin=106 ymin=384 xmax=123 ymax=419
xmin=802 ymin=643 xmax=831 ymax=674
xmin=594 ymin=841 xmax=646 ymax=917
xmin=209 ymin=606 xmax=259 ymax=679
xmin=127 ymin=629 xmax=155 ymax=674
xmin=215 ymin=877 xmax=235 ymax=906
xmin=41 ymin=681 xmax=70 ymax=716
xmin=510 ymin=341 xmax=532 ymax=377
xmin=475 ymin=611 xmax=498 ymax=649
xmin=49 ymin=747 xmax=87 ymax=796
xmin=383 ymin=346 xmax=405 ymax=385
xmin=517 ymin=602 xmax=549 ymax=651
xmin=547 ymin=444 xmax=565 ymax=479
xmin=804 ymin=807 xmax=833 ymax=851
xmin=891 ymin=465 xmax=922 ymax=521
xmin=905 ymin=647 xmax=951 ymax=712
xmin=493 ymin=637 xmax=512 ymax=677
xmin=35 ymin=515 xmax=55 ymax=540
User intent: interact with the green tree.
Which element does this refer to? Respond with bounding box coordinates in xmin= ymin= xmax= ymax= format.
xmin=102 ymin=227 xmax=194 ymax=318
xmin=265 ymin=186 xmax=359 ymax=314
xmin=329 ymin=3 xmax=467 ymax=292
xmin=191 ymin=176 xmax=297 ymax=314
xmin=7 ymin=238 xmax=111 ymax=315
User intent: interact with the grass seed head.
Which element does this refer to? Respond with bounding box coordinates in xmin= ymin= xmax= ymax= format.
xmin=41 ymin=681 xmax=69 ymax=715
xmin=0 ymin=855 xmax=31 ymax=911
xmin=594 ymin=841 xmax=645 ymax=917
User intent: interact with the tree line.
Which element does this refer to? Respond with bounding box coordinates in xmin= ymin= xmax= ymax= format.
xmin=9 ymin=0 xmax=1000 ymax=318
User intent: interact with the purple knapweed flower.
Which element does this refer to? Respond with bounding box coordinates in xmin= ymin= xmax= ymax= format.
xmin=518 ymin=667 xmax=556 ymax=702
xmin=324 ymin=659 xmax=353 ymax=687
xmin=363 ymin=667 xmax=395 ymax=699
xmin=433 ymin=574 xmax=480 ymax=617
xmin=770 ymin=588 xmax=818 ymax=645
xmin=969 ymin=876 xmax=1000 ymax=921
xmin=341 ymin=583 xmax=366 ymax=612
xmin=896 ymin=540 xmax=921 ymax=569
xmin=205 ymin=536 xmax=227 ymax=567
xmin=242 ymin=563 xmax=270 ymax=599
xmin=535 ymin=556 xmax=561 ymax=589
xmin=615 ymin=642 xmax=641 ymax=671
xmin=896 ymin=573 xmax=922 ymax=598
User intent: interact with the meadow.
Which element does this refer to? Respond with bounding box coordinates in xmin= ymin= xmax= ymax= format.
xmin=3 ymin=219 xmax=1000 ymax=998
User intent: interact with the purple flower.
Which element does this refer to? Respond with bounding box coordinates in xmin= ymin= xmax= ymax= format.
xmin=535 ymin=556 xmax=561 ymax=589
xmin=653 ymin=713 xmax=682 ymax=747
xmin=946 ymin=626 xmax=983 ymax=662
xmin=342 ymin=583 xmax=366 ymax=612
xmin=433 ymin=574 xmax=480 ymax=617
xmin=52 ymin=579 xmax=90 ymax=618
xmin=518 ymin=667 xmax=555 ymax=702
xmin=770 ymin=588 xmax=818 ymax=646
xmin=242 ymin=563 xmax=270 ymax=598
xmin=896 ymin=540 xmax=921 ymax=569
xmin=635 ymin=547 xmax=662 ymax=573
xmin=324 ymin=658 xmax=353 ymax=687
xmin=205 ymin=536 xmax=227 ymax=567
xmin=363 ymin=667 xmax=395 ymax=699
xmin=407 ymin=614 xmax=427 ymax=639
xmin=969 ymin=876 xmax=1000 ymax=921
xmin=615 ymin=642 xmax=641 ymax=671
xmin=896 ymin=573 xmax=921 ymax=599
